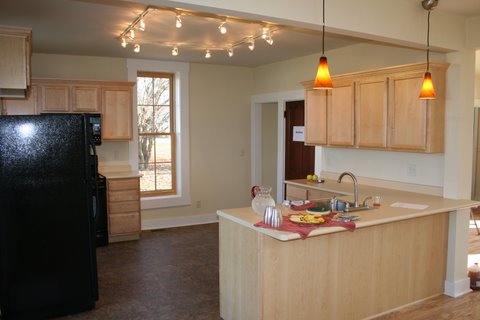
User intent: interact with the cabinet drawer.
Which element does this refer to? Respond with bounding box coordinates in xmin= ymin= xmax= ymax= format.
xmin=108 ymin=189 xmax=139 ymax=202
xmin=109 ymin=200 xmax=139 ymax=214
xmin=286 ymin=185 xmax=307 ymax=200
xmin=109 ymin=213 xmax=140 ymax=235
xmin=108 ymin=178 xmax=139 ymax=191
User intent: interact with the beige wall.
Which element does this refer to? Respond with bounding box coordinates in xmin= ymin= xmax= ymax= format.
xmin=252 ymin=42 xmax=446 ymax=94
xmin=31 ymin=53 xmax=254 ymax=222
xmin=142 ymin=63 xmax=253 ymax=222
xmin=32 ymin=53 xmax=128 ymax=80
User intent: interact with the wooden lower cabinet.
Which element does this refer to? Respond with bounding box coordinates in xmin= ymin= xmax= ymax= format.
xmin=107 ymin=177 xmax=141 ymax=242
xmin=219 ymin=212 xmax=449 ymax=320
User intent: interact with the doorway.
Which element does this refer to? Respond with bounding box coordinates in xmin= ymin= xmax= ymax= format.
xmin=284 ymin=100 xmax=315 ymax=181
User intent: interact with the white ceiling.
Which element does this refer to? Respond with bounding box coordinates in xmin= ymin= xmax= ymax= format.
xmin=0 ymin=0 xmax=479 ymax=67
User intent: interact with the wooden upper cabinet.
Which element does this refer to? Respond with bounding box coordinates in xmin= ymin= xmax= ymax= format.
xmin=355 ymin=77 xmax=388 ymax=148
xmin=301 ymin=62 xmax=448 ymax=153
xmin=0 ymin=25 xmax=32 ymax=95
xmin=388 ymin=63 xmax=446 ymax=152
xmin=102 ymin=86 xmax=133 ymax=140
xmin=72 ymin=86 xmax=101 ymax=112
xmin=38 ymin=84 xmax=70 ymax=112
xmin=304 ymin=88 xmax=327 ymax=145
xmin=2 ymin=85 xmax=38 ymax=115
xmin=327 ymin=79 xmax=355 ymax=146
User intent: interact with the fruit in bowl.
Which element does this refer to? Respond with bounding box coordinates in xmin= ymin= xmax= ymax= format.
xmin=306 ymin=174 xmax=313 ymax=180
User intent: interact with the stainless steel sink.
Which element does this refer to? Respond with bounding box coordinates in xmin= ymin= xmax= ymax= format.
xmin=315 ymin=198 xmax=374 ymax=213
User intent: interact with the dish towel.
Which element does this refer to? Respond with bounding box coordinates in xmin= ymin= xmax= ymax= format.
xmin=254 ymin=213 xmax=356 ymax=238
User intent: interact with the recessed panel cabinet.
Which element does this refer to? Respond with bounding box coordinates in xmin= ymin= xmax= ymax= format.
xmin=302 ymin=62 xmax=448 ymax=153
xmin=1 ymin=78 xmax=134 ymax=140
xmin=355 ymin=77 xmax=388 ymax=148
xmin=304 ymin=88 xmax=327 ymax=145
xmin=0 ymin=25 xmax=32 ymax=96
xmin=327 ymin=79 xmax=355 ymax=146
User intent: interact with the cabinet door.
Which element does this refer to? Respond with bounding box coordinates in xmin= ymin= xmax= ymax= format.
xmin=102 ymin=87 xmax=132 ymax=140
xmin=327 ymin=80 xmax=355 ymax=146
xmin=355 ymin=77 xmax=388 ymax=148
xmin=2 ymin=85 xmax=38 ymax=115
xmin=285 ymin=184 xmax=307 ymax=201
xmin=0 ymin=27 xmax=31 ymax=90
xmin=388 ymin=73 xmax=427 ymax=151
xmin=72 ymin=86 xmax=100 ymax=112
xmin=304 ymin=88 xmax=327 ymax=145
xmin=39 ymin=84 xmax=70 ymax=112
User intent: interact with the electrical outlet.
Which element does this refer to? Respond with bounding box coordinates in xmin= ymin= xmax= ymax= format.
xmin=407 ymin=163 xmax=417 ymax=177
xmin=196 ymin=200 xmax=201 ymax=208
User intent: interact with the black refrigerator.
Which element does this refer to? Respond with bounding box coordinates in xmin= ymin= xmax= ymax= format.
xmin=0 ymin=114 xmax=99 ymax=319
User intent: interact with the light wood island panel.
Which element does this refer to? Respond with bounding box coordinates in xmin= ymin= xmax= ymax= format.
xmin=220 ymin=212 xmax=449 ymax=320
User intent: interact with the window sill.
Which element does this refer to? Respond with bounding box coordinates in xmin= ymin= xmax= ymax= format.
xmin=141 ymin=193 xmax=191 ymax=210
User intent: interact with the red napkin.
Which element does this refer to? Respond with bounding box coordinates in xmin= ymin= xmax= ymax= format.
xmin=254 ymin=213 xmax=356 ymax=238
xmin=290 ymin=202 xmax=316 ymax=211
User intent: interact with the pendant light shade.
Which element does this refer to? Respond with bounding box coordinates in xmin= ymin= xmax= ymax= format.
xmin=418 ymin=1 xmax=437 ymax=99
xmin=419 ymin=71 xmax=436 ymax=99
xmin=314 ymin=56 xmax=333 ymax=89
xmin=313 ymin=0 xmax=333 ymax=90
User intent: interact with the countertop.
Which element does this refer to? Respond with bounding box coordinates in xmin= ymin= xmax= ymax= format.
xmin=217 ymin=178 xmax=480 ymax=241
xmin=99 ymin=171 xmax=142 ymax=179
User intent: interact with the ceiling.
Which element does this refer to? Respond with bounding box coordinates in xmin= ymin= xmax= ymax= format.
xmin=0 ymin=0 xmax=479 ymax=67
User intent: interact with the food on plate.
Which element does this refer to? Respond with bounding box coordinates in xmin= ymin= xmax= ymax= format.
xmin=306 ymin=174 xmax=313 ymax=180
xmin=289 ymin=213 xmax=326 ymax=224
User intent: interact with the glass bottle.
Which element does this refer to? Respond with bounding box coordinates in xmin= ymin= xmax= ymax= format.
xmin=251 ymin=185 xmax=275 ymax=216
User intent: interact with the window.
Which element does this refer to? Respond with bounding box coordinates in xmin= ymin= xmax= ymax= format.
xmin=137 ymin=72 xmax=175 ymax=196
xmin=127 ymin=59 xmax=190 ymax=211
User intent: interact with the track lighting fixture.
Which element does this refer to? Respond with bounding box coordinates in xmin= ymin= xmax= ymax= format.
xmin=175 ymin=14 xmax=182 ymax=28
xmin=248 ymin=38 xmax=255 ymax=51
xmin=313 ymin=0 xmax=333 ymax=89
xmin=218 ymin=21 xmax=227 ymax=34
xmin=118 ymin=6 xmax=283 ymax=59
xmin=419 ymin=0 xmax=438 ymax=99
xmin=261 ymin=27 xmax=269 ymax=39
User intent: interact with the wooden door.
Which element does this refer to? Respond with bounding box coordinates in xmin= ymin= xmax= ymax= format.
xmin=327 ymin=79 xmax=355 ymax=146
xmin=284 ymin=100 xmax=314 ymax=180
xmin=72 ymin=85 xmax=101 ymax=112
xmin=355 ymin=77 xmax=388 ymax=148
xmin=39 ymin=84 xmax=70 ymax=112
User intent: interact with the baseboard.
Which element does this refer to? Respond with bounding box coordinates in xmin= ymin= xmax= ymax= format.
xmin=444 ymin=278 xmax=472 ymax=297
xmin=141 ymin=212 xmax=218 ymax=230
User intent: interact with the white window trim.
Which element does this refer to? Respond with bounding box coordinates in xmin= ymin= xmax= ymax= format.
xmin=127 ymin=59 xmax=191 ymax=209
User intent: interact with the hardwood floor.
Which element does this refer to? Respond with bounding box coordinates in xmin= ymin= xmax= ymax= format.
xmin=58 ymin=214 xmax=480 ymax=320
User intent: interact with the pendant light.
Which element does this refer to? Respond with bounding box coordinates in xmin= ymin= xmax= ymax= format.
xmin=419 ymin=0 xmax=438 ymax=99
xmin=313 ymin=0 xmax=333 ymax=89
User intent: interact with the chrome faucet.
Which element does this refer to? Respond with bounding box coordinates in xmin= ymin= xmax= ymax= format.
xmin=337 ymin=171 xmax=359 ymax=208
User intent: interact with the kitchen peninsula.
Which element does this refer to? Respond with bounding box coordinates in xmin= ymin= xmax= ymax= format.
xmin=217 ymin=179 xmax=479 ymax=320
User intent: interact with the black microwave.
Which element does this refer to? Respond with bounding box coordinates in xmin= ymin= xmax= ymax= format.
xmin=85 ymin=113 xmax=102 ymax=146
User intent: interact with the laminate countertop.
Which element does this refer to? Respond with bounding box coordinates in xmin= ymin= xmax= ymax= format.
xmin=99 ymin=171 xmax=142 ymax=180
xmin=217 ymin=178 xmax=480 ymax=241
